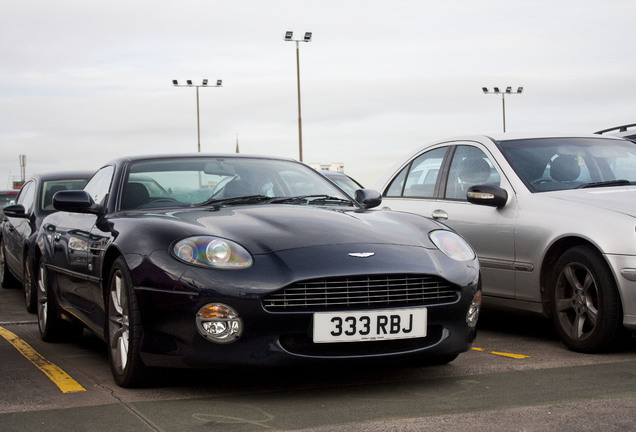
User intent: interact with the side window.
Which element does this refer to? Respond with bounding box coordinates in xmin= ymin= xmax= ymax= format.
xmin=16 ymin=181 xmax=35 ymax=214
xmin=384 ymin=166 xmax=408 ymax=196
xmin=385 ymin=147 xmax=447 ymax=198
xmin=84 ymin=166 xmax=114 ymax=206
xmin=41 ymin=179 xmax=88 ymax=211
xmin=445 ymin=146 xmax=500 ymax=200
xmin=403 ymin=147 xmax=447 ymax=198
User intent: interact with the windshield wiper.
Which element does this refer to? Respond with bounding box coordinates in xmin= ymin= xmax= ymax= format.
xmin=576 ymin=179 xmax=632 ymax=189
xmin=269 ymin=194 xmax=352 ymax=205
xmin=199 ymin=195 xmax=272 ymax=206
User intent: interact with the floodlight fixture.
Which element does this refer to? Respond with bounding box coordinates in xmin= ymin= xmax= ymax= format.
xmin=172 ymin=78 xmax=224 ymax=152
xmin=284 ymin=30 xmax=313 ymax=44
xmin=482 ymin=85 xmax=524 ymax=133
xmin=283 ymin=30 xmax=313 ymax=162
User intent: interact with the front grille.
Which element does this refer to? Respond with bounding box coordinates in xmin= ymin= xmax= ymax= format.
xmin=262 ymin=274 xmax=459 ymax=312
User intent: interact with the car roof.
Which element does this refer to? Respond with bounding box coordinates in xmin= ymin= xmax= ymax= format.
xmin=106 ymin=153 xmax=298 ymax=165
xmin=320 ymin=170 xmax=351 ymax=177
xmin=439 ymin=132 xmax=625 ymax=142
xmin=29 ymin=171 xmax=94 ymax=182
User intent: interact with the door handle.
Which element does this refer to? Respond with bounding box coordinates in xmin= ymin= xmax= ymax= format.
xmin=432 ymin=209 xmax=448 ymax=220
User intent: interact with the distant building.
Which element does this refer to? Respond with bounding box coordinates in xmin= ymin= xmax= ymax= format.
xmin=308 ymin=162 xmax=345 ymax=173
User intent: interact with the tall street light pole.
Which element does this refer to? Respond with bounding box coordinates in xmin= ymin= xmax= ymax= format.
xmin=482 ymin=86 xmax=523 ymax=133
xmin=173 ymin=79 xmax=223 ymax=152
xmin=284 ymin=31 xmax=312 ymax=162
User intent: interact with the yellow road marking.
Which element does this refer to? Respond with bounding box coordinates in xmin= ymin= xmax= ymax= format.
xmin=472 ymin=346 xmax=530 ymax=359
xmin=0 ymin=325 xmax=86 ymax=393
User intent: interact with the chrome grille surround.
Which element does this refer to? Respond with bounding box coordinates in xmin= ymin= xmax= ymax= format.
xmin=262 ymin=274 xmax=459 ymax=312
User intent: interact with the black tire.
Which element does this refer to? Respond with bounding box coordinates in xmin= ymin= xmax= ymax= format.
xmin=24 ymin=255 xmax=37 ymax=313
xmin=0 ymin=238 xmax=18 ymax=288
xmin=107 ymin=257 xmax=147 ymax=388
xmin=548 ymin=245 xmax=623 ymax=353
xmin=37 ymin=258 xmax=69 ymax=341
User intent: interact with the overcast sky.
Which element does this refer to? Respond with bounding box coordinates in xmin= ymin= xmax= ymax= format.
xmin=2 ymin=0 xmax=635 ymax=188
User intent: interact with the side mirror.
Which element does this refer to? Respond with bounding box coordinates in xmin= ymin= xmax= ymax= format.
xmin=467 ymin=185 xmax=508 ymax=208
xmin=53 ymin=190 xmax=100 ymax=214
xmin=355 ymin=189 xmax=382 ymax=209
xmin=3 ymin=204 xmax=27 ymax=218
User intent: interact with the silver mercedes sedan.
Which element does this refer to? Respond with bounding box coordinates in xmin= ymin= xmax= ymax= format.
xmin=376 ymin=134 xmax=636 ymax=353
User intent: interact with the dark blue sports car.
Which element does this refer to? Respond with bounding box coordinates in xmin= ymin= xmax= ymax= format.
xmin=36 ymin=154 xmax=481 ymax=387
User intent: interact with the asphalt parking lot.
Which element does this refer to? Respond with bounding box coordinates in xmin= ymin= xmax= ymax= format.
xmin=1 ymin=285 xmax=636 ymax=431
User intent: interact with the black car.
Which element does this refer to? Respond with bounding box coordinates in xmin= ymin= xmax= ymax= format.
xmin=0 ymin=172 xmax=91 ymax=312
xmin=35 ymin=154 xmax=481 ymax=387
xmin=319 ymin=170 xmax=364 ymax=198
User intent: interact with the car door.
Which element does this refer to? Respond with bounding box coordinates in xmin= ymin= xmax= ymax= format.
xmin=382 ymin=142 xmax=517 ymax=299
xmin=50 ymin=166 xmax=114 ymax=327
xmin=4 ymin=180 xmax=35 ymax=276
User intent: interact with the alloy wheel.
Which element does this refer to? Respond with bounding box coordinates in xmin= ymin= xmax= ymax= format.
xmin=37 ymin=261 xmax=48 ymax=332
xmin=554 ymin=262 xmax=599 ymax=341
xmin=0 ymin=242 xmax=6 ymax=285
xmin=24 ymin=258 xmax=35 ymax=312
xmin=109 ymin=270 xmax=130 ymax=375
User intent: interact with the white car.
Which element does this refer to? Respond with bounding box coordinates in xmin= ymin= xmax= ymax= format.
xmin=376 ymin=133 xmax=636 ymax=352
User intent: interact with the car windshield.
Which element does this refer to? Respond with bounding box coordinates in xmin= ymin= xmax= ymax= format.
xmin=0 ymin=192 xmax=17 ymax=209
xmin=121 ymin=157 xmax=352 ymax=210
xmin=496 ymin=137 xmax=636 ymax=192
xmin=323 ymin=173 xmax=363 ymax=197
xmin=41 ymin=180 xmax=89 ymax=212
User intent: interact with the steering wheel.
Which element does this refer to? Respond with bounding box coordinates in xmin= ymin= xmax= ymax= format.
xmin=531 ymin=177 xmax=555 ymax=186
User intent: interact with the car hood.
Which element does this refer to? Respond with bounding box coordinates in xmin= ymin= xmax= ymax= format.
xmin=548 ymin=187 xmax=636 ymax=217
xmin=153 ymin=205 xmax=442 ymax=254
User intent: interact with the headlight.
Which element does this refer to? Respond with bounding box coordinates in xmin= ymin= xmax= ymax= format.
xmin=429 ymin=230 xmax=475 ymax=261
xmin=172 ymin=236 xmax=253 ymax=269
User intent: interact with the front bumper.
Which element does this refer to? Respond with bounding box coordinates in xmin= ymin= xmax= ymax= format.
xmin=131 ymin=244 xmax=480 ymax=368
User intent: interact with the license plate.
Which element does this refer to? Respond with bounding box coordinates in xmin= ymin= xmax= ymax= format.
xmin=313 ymin=307 xmax=427 ymax=343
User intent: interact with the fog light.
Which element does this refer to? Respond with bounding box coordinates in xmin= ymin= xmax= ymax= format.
xmin=196 ymin=303 xmax=243 ymax=343
xmin=466 ymin=291 xmax=482 ymax=328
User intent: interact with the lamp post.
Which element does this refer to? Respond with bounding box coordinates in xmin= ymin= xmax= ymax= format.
xmin=173 ymin=79 xmax=223 ymax=152
xmin=284 ymin=31 xmax=312 ymax=162
xmin=482 ymin=86 xmax=523 ymax=133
